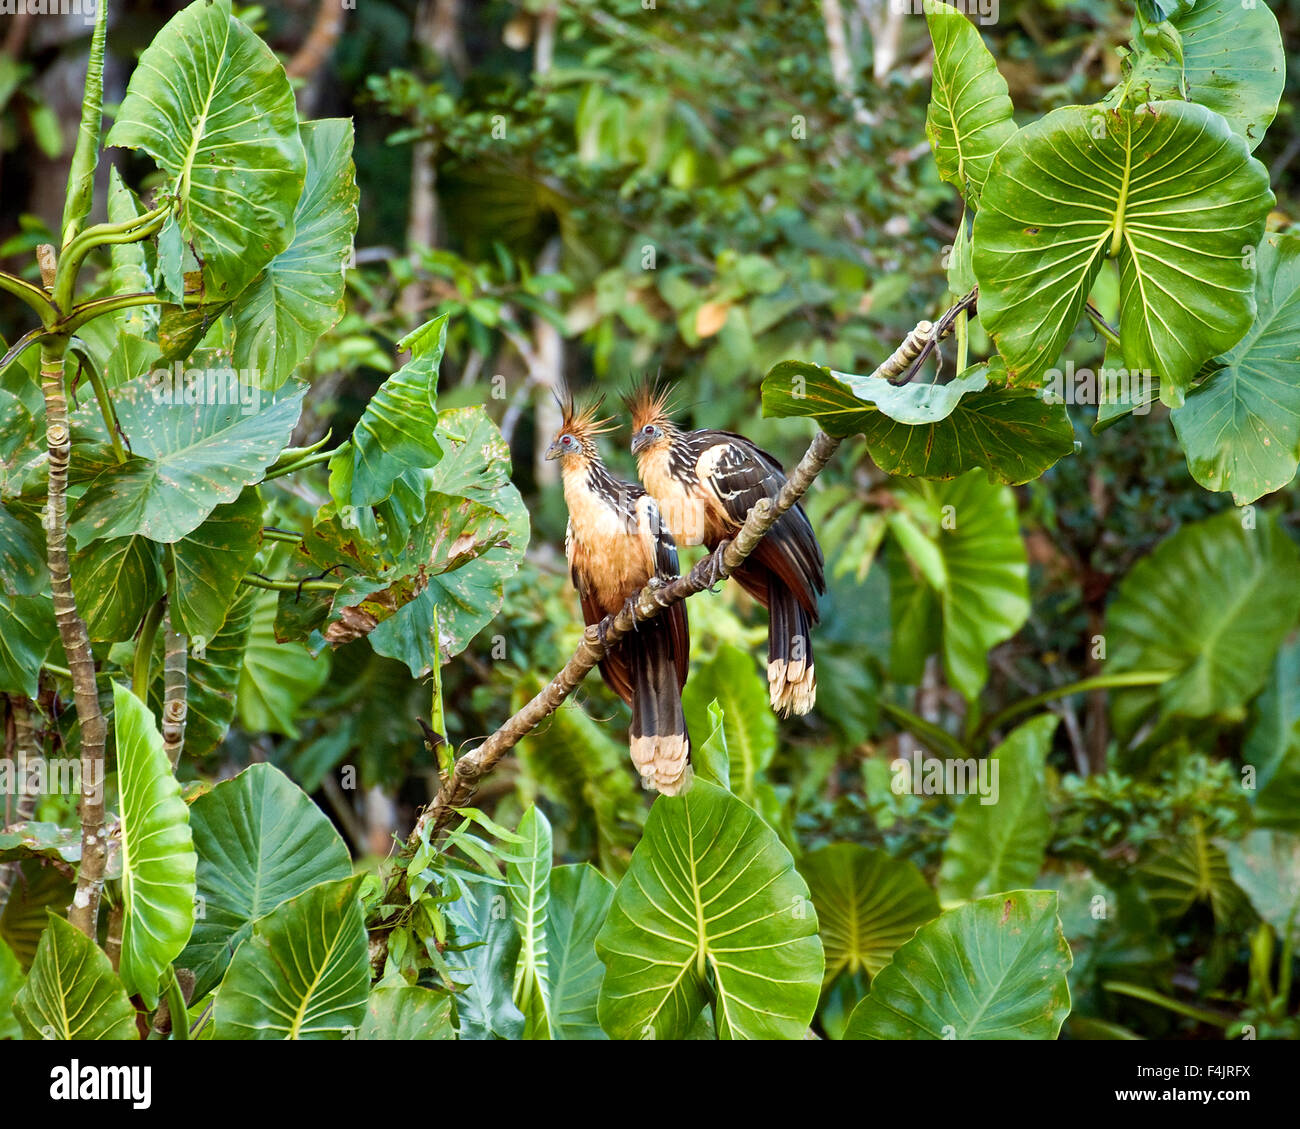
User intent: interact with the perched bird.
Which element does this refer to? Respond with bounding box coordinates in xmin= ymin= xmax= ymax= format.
xmin=625 ymin=379 xmax=824 ymax=717
xmin=546 ymin=393 xmax=692 ymax=794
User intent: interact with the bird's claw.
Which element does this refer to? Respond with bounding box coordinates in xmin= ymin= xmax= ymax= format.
xmin=703 ymin=541 xmax=730 ymax=592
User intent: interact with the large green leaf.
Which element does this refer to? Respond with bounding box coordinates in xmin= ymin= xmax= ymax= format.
xmin=886 ymin=472 xmax=1030 ymax=700
xmin=0 ymin=498 xmax=44 ymax=599
xmin=105 ymin=168 xmax=157 ymax=339
xmin=975 ymin=102 xmax=1273 ymax=403
xmin=1105 ymin=509 xmax=1300 ymax=737
xmin=114 ymin=682 xmax=197 ymax=1008
xmin=214 ymin=875 xmax=369 ymax=1039
xmin=799 ymin=844 xmax=939 ymax=982
xmin=359 ymin=986 xmax=455 ymax=1039
xmin=1223 ymin=830 xmax=1300 ymax=942
xmin=682 ymin=643 xmax=776 ymax=804
xmin=843 ymin=890 xmax=1072 ymax=1039
xmin=1138 ymin=824 xmax=1249 ymax=924
xmin=1244 ymin=641 xmax=1300 ymax=831
xmin=446 ymin=879 xmax=525 ymax=1040
xmin=347 ymin=314 xmax=446 ymax=509
xmin=236 ymin=588 xmax=331 ymax=737
xmin=1109 ymin=0 xmax=1284 ymax=150
xmin=546 ymin=863 xmax=615 ymax=1040
xmin=0 ymin=595 xmax=58 ymax=698
xmin=372 ymin=407 xmax=528 ymax=667
xmin=763 ymin=361 xmax=1074 ymax=485
xmin=596 ymin=780 xmax=823 ymax=1040
xmin=167 ymin=487 xmax=263 ymax=642
xmin=181 ymin=763 xmax=353 ymax=1000
xmin=938 ymin=714 xmax=1058 ymax=905
xmin=924 ymin=3 xmax=1015 ymax=202
xmin=1171 ymin=234 xmax=1300 ymax=504
xmin=231 ymin=118 xmax=358 ymax=389
xmin=70 ymin=536 xmax=162 ymax=642
xmin=13 ymin=915 xmax=138 ymax=1040
xmin=104 ymin=0 xmax=305 ymax=301
xmin=0 ymin=390 xmax=44 ymax=597
xmin=506 ymin=805 xmax=553 ymax=1039
xmin=0 ymin=936 xmax=23 ymax=1040
xmin=70 ymin=374 xmax=304 ymax=544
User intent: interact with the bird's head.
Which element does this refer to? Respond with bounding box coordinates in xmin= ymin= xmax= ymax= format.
xmin=545 ymin=389 xmax=613 ymax=465
xmin=623 ymin=375 xmax=677 ymax=458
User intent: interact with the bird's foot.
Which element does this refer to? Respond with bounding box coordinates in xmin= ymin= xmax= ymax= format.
xmin=703 ymin=541 xmax=731 ymax=592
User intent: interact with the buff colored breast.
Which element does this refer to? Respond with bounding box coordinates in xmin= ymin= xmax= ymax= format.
xmin=637 ymin=444 xmax=711 ymax=547
xmin=563 ymin=466 xmax=653 ymax=613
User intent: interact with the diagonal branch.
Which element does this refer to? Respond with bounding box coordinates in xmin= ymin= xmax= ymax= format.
xmin=408 ymin=304 xmax=971 ymax=847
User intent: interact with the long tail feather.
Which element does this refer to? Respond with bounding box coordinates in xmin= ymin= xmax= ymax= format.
xmin=767 ymin=583 xmax=816 ymax=717
xmin=628 ymin=620 xmax=692 ymax=794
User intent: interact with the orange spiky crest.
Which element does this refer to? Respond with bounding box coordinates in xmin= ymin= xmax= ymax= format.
xmin=621 ymin=374 xmax=678 ymax=433
xmin=553 ymin=386 xmax=615 ymax=451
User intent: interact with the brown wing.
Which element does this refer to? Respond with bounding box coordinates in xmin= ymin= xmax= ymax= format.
xmin=691 ymin=431 xmax=824 ymax=618
xmin=639 ymin=493 xmax=691 ymax=691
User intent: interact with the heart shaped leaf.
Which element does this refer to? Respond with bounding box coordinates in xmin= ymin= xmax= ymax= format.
xmin=214 ymin=875 xmax=369 ymax=1039
xmin=70 ymin=375 xmax=304 ymax=545
xmin=1105 ymin=508 xmax=1300 ymax=737
xmin=546 ymin=863 xmax=615 ymax=1040
xmin=1108 ymin=0 xmax=1283 ymax=150
xmin=924 ymin=2 xmax=1015 ymax=202
xmin=14 ymin=915 xmax=138 ymax=1040
xmin=844 ymin=890 xmax=1072 ymax=1039
xmin=105 ymin=0 xmax=305 ymax=300
xmin=975 ymin=101 xmax=1273 ymax=403
xmin=763 ymin=361 xmax=1074 ymax=485
xmin=231 ymin=118 xmax=359 ymax=389
xmin=938 ymin=714 xmax=1058 ymax=905
xmin=596 ymin=780 xmax=823 ymax=1040
xmin=799 ymin=844 xmax=939 ymax=982
xmin=1171 ymin=233 xmax=1300 ymax=504
xmin=181 ymin=762 xmax=353 ymax=1000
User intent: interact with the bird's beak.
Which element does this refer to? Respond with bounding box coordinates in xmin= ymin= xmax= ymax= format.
xmin=544 ymin=441 xmax=564 ymax=461
xmin=630 ymin=431 xmax=650 ymax=456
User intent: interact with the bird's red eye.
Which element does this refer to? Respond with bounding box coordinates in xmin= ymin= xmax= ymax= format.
xmin=562 ymin=435 xmax=576 ymax=448
xmin=643 ymin=425 xmax=655 ymax=434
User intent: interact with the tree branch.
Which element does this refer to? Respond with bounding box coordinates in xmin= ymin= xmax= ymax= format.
xmin=408 ymin=308 xmax=960 ymax=848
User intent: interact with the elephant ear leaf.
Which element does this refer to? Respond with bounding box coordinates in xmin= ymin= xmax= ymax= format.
xmin=14 ymin=916 xmax=138 ymax=1040
xmin=844 ymin=890 xmax=1072 ymax=1040
xmin=105 ymin=0 xmax=306 ymax=301
xmin=596 ymin=781 xmax=823 ymax=1040
xmin=214 ymin=876 xmax=369 ymax=1039
xmin=115 ymin=682 xmax=197 ymax=1009
xmin=924 ymin=2 xmax=1015 ymax=202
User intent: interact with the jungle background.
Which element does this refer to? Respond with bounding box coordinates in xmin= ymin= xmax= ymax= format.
xmin=2 ymin=0 xmax=1299 ymax=1040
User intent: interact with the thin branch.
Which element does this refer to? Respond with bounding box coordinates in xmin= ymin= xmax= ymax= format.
xmin=408 ymin=310 xmax=954 ymax=848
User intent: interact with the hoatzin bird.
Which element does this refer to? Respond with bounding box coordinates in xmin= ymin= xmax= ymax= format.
xmin=546 ymin=393 xmax=692 ymax=794
xmin=625 ymin=380 xmax=824 ymax=717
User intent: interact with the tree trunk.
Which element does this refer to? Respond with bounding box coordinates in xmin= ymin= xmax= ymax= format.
xmin=42 ymin=343 xmax=108 ymax=938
